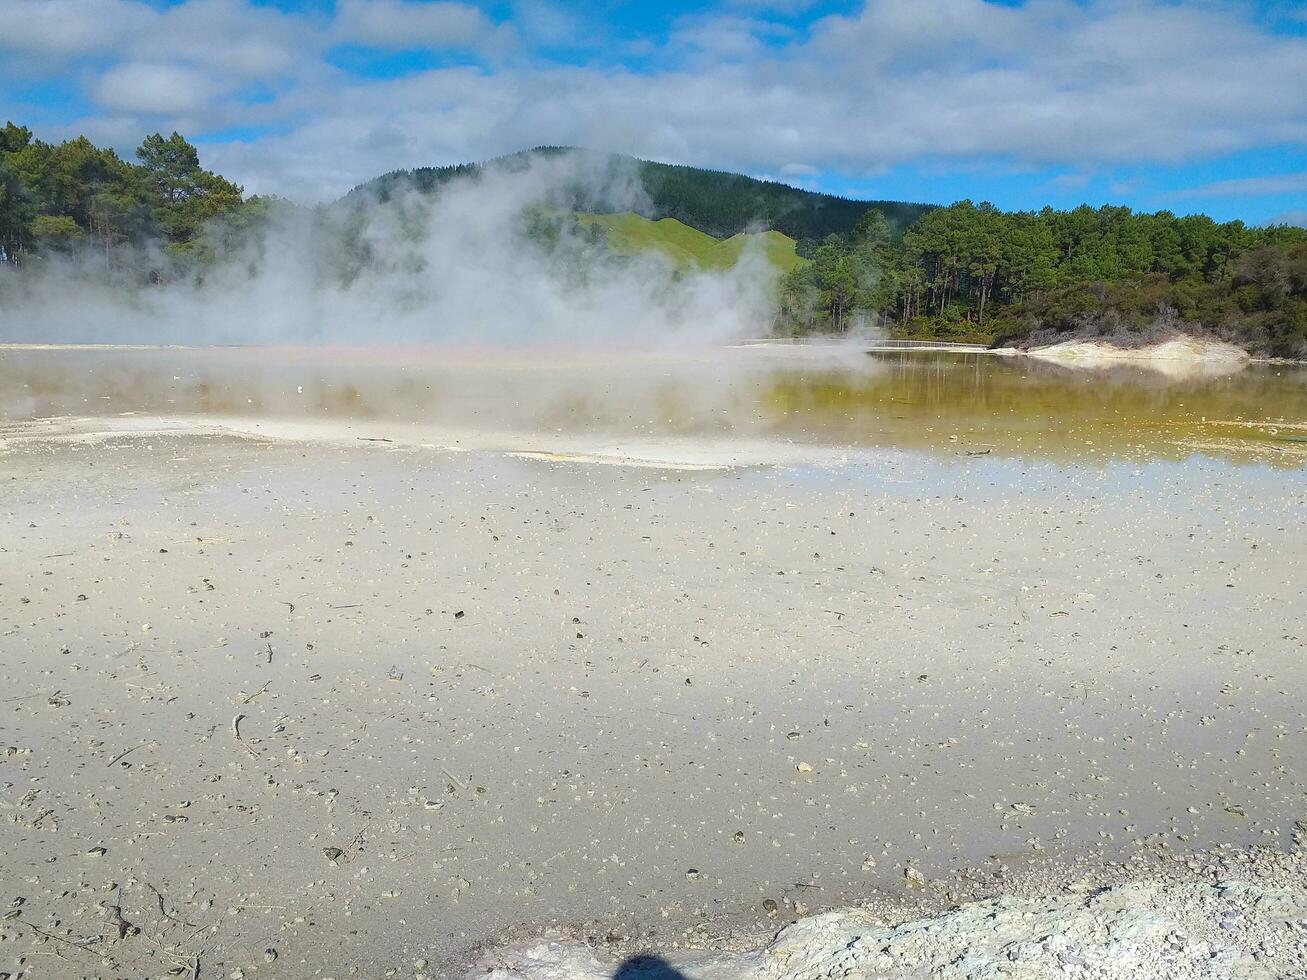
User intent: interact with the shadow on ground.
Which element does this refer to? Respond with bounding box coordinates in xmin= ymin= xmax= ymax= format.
xmin=614 ymin=954 xmax=689 ymax=979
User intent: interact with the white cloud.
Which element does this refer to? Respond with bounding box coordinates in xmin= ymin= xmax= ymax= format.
xmin=1174 ymin=172 xmax=1307 ymax=199
xmin=779 ymin=162 xmax=819 ymax=177
xmin=668 ymin=14 xmax=795 ymax=63
xmin=3 ymin=0 xmax=1306 ymax=205
xmin=239 ymin=0 xmax=1307 ymax=199
xmin=510 ymin=0 xmax=584 ymax=47
xmin=334 ymin=0 xmax=493 ymax=49
xmin=0 ymin=0 xmax=147 ymax=58
xmin=1268 ymin=210 xmax=1307 ymax=227
xmin=141 ymin=0 xmax=311 ymax=79
xmin=93 ymin=63 xmax=220 ymax=115
xmin=0 ymin=0 xmax=308 ymax=75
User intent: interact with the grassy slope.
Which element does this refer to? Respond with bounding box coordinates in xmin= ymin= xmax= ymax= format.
xmin=577 ymin=212 xmax=804 ymax=274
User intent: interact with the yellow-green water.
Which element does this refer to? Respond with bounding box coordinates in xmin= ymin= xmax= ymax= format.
xmin=2 ymin=346 xmax=1305 ymax=467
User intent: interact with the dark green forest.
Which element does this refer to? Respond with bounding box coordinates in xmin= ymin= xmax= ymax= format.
xmin=0 ymin=122 xmax=255 ymax=267
xmin=3 ymin=123 xmax=1306 ymax=357
xmin=777 ymin=200 xmax=1307 ymax=357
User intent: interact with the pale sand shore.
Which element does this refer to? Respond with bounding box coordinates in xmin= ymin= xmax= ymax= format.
xmin=0 ymin=414 xmax=850 ymax=471
xmin=994 ymin=336 xmax=1254 ymax=381
xmin=1 ymin=424 xmax=1304 ymax=978
xmin=1027 ymin=337 xmax=1249 ymax=363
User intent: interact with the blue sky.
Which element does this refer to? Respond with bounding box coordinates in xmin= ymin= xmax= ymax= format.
xmin=2 ymin=0 xmax=1305 ymax=224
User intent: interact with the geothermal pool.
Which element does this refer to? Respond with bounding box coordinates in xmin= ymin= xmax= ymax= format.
xmin=2 ymin=344 xmax=1306 ymax=467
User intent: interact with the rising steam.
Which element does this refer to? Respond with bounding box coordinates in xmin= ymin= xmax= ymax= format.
xmin=0 ymin=152 xmax=781 ymax=348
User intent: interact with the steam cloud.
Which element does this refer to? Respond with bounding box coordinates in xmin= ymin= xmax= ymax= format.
xmin=0 ymin=152 xmax=781 ymax=348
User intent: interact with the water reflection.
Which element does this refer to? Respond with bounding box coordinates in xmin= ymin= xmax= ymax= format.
xmin=1 ymin=346 xmax=1304 ymax=467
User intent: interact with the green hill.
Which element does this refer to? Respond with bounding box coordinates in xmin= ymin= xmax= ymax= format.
xmin=629 ymin=155 xmax=931 ymax=240
xmin=575 ymin=212 xmax=804 ymax=274
xmin=716 ymin=230 xmax=805 ymax=273
xmin=350 ymin=148 xmax=934 ymax=241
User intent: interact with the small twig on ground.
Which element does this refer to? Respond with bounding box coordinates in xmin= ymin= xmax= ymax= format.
xmin=441 ymin=768 xmax=467 ymax=791
xmin=334 ymin=819 xmax=373 ymax=863
xmin=105 ymin=743 xmax=143 ymax=767
xmin=230 ymin=714 xmax=259 ymax=757
xmin=138 ymin=931 xmax=198 ymax=978
xmin=239 ymin=681 xmax=271 ymax=705
xmin=145 ymin=881 xmax=198 ymax=929
xmin=16 ymin=920 xmax=100 ymax=954
xmin=225 ymin=904 xmax=287 ymax=911
xmin=1 ymin=691 xmax=45 ymax=703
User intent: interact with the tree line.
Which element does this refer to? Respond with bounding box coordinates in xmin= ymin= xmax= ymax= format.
xmin=0 ymin=122 xmax=251 ymax=269
xmin=778 ymin=199 xmax=1307 ymax=357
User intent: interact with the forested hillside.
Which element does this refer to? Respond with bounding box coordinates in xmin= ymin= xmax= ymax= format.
xmin=353 ymin=147 xmax=932 ymax=240
xmin=779 ymin=202 xmax=1307 ymax=357
xmin=633 ymin=157 xmax=928 ymax=239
